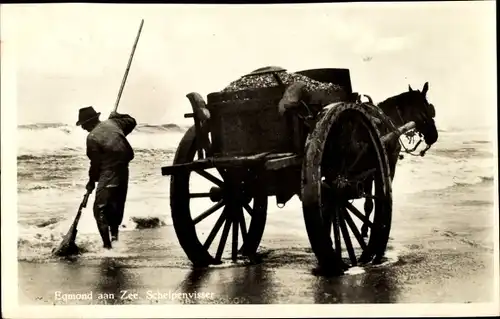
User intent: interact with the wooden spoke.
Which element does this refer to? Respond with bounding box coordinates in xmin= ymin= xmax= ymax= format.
xmin=231 ymin=208 xmax=240 ymax=261
xmin=189 ymin=192 xmax=212 ymax=199
xmin=363 ymin=194 xmax=382 ymax=200
xmin=203 ymin=208 xmax=227 ymax=249
xmin=346 ymin=202 xmax=373 ymax=227
xmin=347 ymin=146 xmax=366 ymax=172
xmin=332 ymin=206 xmax=342 ymax=261
xmin=170 ymin=126 xmax=268 ymax=267
xmin=243 ymin=203 xmax=253 ymax=217
xmin=351 ymin=168 xmax=377 ymax=182
xmin=337 ymin=151 xmax=349 ymax=175
xmin=300 ymin=104 xmax=393 ymax=271
xmin=215 ymin=217 xmax=232 ymax=261
xmin=193 ymin=200 xmax=224 ymax=225
xmin=346 ymin=121 xmax=378 ymax=173
xmin=346 ymin=123 xmax=367 ymax=171
xmin=325 ymin=213 xmax=333 ymax=239
xmin=321 ymin=181 xmax=332 ymax=190
xmin=341 ymin=119 xmax=362 ymax=172
xmin=350 ymin=118 xmax=361 ymax=136
xmin=342 ymin=207 xmax=367 ymax=250
xmin=239 ymin=212 xmax=248 ymax=242
xmin=194 ymin=170 xmax=224 ymax=187
xmin=322 ymin=203 xmax=333 ymax=238
xmin=338 ymin=209 xmax=357 ymax=266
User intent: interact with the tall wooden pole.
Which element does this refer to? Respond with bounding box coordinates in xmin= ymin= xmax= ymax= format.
xmin=113 ymin=19 xmax=144 ymax=112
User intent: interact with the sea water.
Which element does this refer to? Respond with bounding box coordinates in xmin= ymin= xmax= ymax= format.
xmin=16 ymin=123 xmax=495 ymax=263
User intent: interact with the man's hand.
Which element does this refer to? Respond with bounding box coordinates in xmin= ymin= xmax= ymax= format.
xmin=86 ymin=180 xmax=95 ymax=193
xmin=109 ymin=111 xmax=118 ymax=119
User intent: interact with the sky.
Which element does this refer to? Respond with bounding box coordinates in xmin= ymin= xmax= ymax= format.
xmin=1 ymin=2 xmax=497 ymax=129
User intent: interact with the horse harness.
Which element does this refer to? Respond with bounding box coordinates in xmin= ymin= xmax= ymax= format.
xmin=357 ymin=96 xmax=431 ymax=158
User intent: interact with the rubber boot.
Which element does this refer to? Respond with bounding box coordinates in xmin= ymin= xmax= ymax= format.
xmin=97 ymin=222 xmax=112 ymax=249
xmin=110 ymin=225 xmax=119 ymax=242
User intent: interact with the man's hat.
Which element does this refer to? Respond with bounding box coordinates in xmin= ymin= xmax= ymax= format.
xmin=76 ymin=106 xmax=101 ymax=126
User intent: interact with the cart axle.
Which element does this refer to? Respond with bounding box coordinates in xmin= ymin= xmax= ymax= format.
xmin=323 ymin=178 xmax=365 ymax=200
xmin=209 ymin=186 xmax=223 ymax=202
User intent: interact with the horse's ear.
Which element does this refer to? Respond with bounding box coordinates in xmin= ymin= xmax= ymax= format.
xmin=422 ymin=82 xmax=429 ymax=95
xmin=408 ymin=85 xmax=413 ymax=92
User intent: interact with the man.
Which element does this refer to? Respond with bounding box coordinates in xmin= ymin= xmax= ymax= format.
xmin=76 ymin=106 xmax=137 ymax=249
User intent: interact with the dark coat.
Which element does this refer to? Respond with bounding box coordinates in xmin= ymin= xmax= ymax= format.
xmin=86 ymin=113 xmax=137 ymax=188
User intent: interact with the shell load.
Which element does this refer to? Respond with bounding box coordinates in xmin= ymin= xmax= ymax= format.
xmin=221 ymin=70 xmax=344 ymax=95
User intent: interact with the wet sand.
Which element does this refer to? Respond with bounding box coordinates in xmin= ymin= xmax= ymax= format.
xmin=18 ymin=179 xmax=497 ymax=306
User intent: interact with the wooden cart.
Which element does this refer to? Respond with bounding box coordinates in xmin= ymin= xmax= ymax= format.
xmin=161 ymin=68 xmax=417 ymax=275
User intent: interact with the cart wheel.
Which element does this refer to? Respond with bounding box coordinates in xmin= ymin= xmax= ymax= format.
xmin=170 ymin=126 xmax=268 ymax=267
xmin=302 ymin=103 xmax=392 ymax=274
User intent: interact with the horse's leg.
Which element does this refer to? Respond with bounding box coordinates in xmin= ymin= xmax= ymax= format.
xmin=388 ymin=143 xmax=401 ymax=181
xmin=361 ymin=141 xmax=400 ymax=238
xmin=361 ymin=179 xmax=373 ymax=238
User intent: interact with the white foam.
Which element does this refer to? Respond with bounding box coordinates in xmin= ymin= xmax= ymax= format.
xmin=370 ymin=249 xmax=402 ymax=269
xmin=83 ymin=245 xmax=132 ymax=259
xmin=345 ymin=266 xmax=365 ymax=275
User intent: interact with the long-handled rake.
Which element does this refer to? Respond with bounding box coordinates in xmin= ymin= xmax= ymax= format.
xmin=52 ymin=19 xmax=144 ymax=257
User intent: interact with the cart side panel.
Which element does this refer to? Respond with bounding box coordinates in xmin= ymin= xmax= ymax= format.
xmin=207 ymin=87 xmax=299 ymax=157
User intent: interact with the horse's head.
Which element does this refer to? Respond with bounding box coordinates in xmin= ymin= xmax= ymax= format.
xmin=400 ymin=82 xmax=438 ymax=146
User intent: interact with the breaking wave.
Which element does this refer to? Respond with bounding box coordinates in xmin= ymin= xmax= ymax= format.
xmin=16 ymin=123 xmax=496 ymax=261
xmin=18 ymin=122 xmax=188 ymax=156
xmin=18 ymin=122 xmax=187 ymax=132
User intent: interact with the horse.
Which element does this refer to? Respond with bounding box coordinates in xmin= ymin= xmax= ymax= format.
xmin=360 ymin=82 xmax=438 ymax=237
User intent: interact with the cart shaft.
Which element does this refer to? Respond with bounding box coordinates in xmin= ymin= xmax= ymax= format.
xmin=381 ymin=121 xmax=416 ymax=144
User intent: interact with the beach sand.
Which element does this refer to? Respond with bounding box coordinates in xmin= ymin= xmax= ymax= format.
xmin=18 ymin=177 xmax=496 ymax=305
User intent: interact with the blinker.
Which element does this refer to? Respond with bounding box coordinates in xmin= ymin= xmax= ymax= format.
xmin=428 ymin=103 xmax=435 ymax=118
